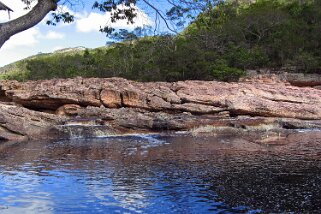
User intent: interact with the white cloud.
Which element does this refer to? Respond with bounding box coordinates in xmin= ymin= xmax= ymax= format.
xmin=76 ymin=5 xmax=152 ymax=33
xmin=0 ymin=28 xmax=66 ymax=65
xmin=2 ymin=28 xmax=40 ymax=50
xmin=0 ymin=2 xmax=154 ymax=66
xmin=76 ymin=12 xmax=106 ymax=33
xmin=43 ymin=31 xmax=65 ymax=40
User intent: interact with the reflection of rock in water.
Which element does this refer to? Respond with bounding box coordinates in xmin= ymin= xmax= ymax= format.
xmin=0 ymin=132 xmax=321 ymax=212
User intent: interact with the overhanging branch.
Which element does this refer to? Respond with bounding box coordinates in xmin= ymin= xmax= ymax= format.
xmin=0 ymin=0 xmax=57 ymax=48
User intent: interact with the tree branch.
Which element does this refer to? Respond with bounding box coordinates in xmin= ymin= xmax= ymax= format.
xmin=0 ymin=0 xmax=57 ymax=48
xmin=141 ymin=0 xmax=177 ymax=33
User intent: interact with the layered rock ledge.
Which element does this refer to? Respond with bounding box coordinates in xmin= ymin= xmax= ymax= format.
xmin=0 ymin=77 xmax=321 ymax=141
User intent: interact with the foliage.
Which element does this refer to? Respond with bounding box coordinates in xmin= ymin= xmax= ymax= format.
xmin=0 ymin=69 xmax=30 ymax=82
xmin=187 ymin=0 xmax=321 ymax=72
xmin=211 ymin=63 xmax=246 ymax=82
xmin=1 ymin=0 xmax=320 ymax=82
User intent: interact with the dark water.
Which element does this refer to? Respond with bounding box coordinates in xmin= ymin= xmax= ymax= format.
xmin=0 ymin=132 xmax=321 ymax=213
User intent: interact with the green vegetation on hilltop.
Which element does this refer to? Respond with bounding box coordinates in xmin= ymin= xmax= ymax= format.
xmin=188 ymin=0 xmax=321 ymax=71
xmin=1 ymin=0 xmax=320 ymax=82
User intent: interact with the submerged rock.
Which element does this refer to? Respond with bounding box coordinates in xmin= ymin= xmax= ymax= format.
xmin=0 ymin=77 xmax=320 ymax=141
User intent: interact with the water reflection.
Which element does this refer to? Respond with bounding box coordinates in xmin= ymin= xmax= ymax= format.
xmin=0 ymin=132 xmax=321 ymax=213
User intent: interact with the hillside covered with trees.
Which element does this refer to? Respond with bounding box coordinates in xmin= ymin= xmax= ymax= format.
xmin=1 ymin=0 xmax=320 ymax=82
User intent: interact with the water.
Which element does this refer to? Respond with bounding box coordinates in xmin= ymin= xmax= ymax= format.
xmin=0 ymin=132 xmax=321 ymax=213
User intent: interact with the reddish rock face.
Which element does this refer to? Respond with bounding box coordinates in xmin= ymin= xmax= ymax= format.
xmin=2 ymin=77 xmax=321 ymax=119
xmin=0 ymin=77 xmax=321 ymax=141
xmin=100 ymin=89 xmax=122 ymax=108
xmin=284 ymin=73 xmax=321 ymax=87
xmin=243 ymin=71 xmax=321 ymax=87
xmin=55 ymin=104 xmax=82 ymax=116
xmin=0 ymin=103 xmax=65 ymax=140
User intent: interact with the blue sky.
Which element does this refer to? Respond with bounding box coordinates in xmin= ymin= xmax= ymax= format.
xmin=0 ymin=0 xmax=177 ymax=66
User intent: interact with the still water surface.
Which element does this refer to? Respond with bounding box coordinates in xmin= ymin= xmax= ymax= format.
xmin=0 ymin=132 xmax=321 ymax=213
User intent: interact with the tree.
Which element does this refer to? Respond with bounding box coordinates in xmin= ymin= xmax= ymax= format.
xmin=0 ymin=0 xmax=56 ymax=48
xmin=0 ymin=0 xmax=219 ymax=49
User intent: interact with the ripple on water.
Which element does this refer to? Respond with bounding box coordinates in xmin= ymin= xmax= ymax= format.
xmin=0 ymin=132 xmax=321 ymax=213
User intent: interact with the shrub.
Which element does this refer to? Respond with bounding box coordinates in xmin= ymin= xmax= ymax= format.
xmin=211 ymin=65 xmax=245 ymax=82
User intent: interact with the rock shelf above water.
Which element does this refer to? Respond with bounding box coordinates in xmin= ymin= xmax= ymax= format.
xmin=0 ymin=77 xmax=321 ymax=141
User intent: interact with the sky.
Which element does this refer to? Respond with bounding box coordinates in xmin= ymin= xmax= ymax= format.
xmin=0 ymin=0 xmax=167 ymax=66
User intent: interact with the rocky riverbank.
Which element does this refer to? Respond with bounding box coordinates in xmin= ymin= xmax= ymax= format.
xmin=0 ymin=77 xmax=321 ymax=141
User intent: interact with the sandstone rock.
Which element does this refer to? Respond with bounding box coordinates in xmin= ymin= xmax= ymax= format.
xmin=278 ymin=118 xmax=321 ymax=130
xmin=285 ymin=73 xmax=321 ymax=87
xmin=0 ymin=103 xmax=66 ymax=141
xmin=0 ymin=126 xmax=28 ymax=141
xmin=2 ymin=77 xmax=321 ymax=120
xmin=243 ymin=70 xmax=321 ymax=87
xmin=314 ymin=85 xmax=321 ymax=90
xmin=55 ymin=104 xmax=82 ymax=116
xmin=100 ymin=89 xmax=122 ymax=108
xmin=146 ymin=95 xmax=172 ymax=110
xmin=172 ymin=103 xmax=225 ymax=114
xmin=121 ymin=90 xmax=148 ymax=108
xmin=0 ymin=77 xmax=321 ymax=141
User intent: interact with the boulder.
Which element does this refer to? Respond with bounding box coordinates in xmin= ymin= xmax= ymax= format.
xmin=0 ymin=103 xmax=66 ymax=141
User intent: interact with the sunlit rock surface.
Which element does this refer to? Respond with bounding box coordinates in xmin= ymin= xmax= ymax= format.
xmin=0 ymin=77 xmax=321 ymax=141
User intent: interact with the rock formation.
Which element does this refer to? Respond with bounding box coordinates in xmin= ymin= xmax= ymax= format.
xmin=245 ymin=70 xmax=321 ymax=88
xmin=0 ymin=77 xmax=321 ymax=141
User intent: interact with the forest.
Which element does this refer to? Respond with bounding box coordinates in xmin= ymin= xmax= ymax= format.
xmin=1 ymin=0 xmax=320 ymax=82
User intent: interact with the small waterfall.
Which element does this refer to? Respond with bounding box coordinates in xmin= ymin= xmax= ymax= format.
xmin=54 ymin=118 xmax=119 ymax=139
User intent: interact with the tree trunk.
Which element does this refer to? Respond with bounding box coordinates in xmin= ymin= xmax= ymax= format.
xmin=0 ymin=0 xmax=57 ymax=48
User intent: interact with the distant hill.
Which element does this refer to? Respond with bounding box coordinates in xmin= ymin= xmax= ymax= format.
xmin=0 ymin=52 xmax=48 ymax=74
xmin=0 ymin=46 xmax=89 ymax=71
xmin=53 ymin=46 xmax=87 ymax=54
xmin=0 ymin=46 xmax=92 ymax=77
